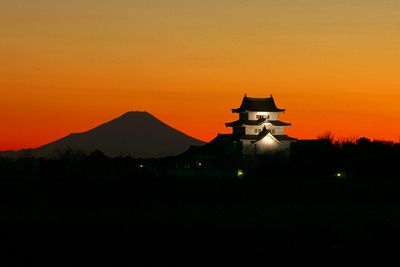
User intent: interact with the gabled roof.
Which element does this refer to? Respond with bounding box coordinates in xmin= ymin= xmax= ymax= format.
xmin=241 ymin=127 xmax=282 ymax=144
xmin=240 ymin=127 xmax=271 ymax=141
xmin=254 ymin=127 xmax=271 ymax=142
xmin=232 ymin=95 xmax=285 ymax=113
xmin=240 ymin=127 xmax=297 ymax=143
xmin=177 ymin=134 xmax=239 ymax=159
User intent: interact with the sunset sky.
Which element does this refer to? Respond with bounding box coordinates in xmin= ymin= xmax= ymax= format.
xmin=1 ymin=0 xmax=400 ymax=150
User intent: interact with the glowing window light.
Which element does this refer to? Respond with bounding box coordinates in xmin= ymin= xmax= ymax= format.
xmin=335 ymin=172 xmax=346 ymax=180
xmin=237 ymin=170 xmax=245 ymax=178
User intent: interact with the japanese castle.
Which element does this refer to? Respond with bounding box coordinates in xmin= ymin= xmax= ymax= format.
xmin=226 ymin=94 xmax=297 ymax=155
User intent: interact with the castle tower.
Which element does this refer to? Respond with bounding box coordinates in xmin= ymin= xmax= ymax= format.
xmin=226 ymin=94 xmax=296 ymax=155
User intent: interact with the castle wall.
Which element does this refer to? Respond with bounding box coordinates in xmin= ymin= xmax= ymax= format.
xmin=245 ymin=126 xmax=263 ymax=135
xmin=244 ymin=125 xmax=286 ymax=135
xmin=270 ymin=127 xmax=285 ymax=135
xmin=248 ymin=112 xmax=279 ymax=121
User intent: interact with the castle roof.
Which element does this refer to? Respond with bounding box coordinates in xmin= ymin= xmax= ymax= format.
xmin=241 ymin=134 xmax=296 ymax=142
xmin=253 ymin=127 xmax=271 ymax=142
xmin=273 ymin=135 xmax=297 ymax=142
xmin=225 ymin=119 xmax=291 ymax=127
xmin=269 ymin=120 xmax=291 ymax=127
xmin=240 ymin=127 xmax=297 ymax=142
xmin=232 ymin=95 xmax=285 ymax=113
xmin=226 ymin=118 xmax=266 ymax=127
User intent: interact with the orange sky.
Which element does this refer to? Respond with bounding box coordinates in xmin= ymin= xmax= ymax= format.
xmin=1 ymin=0 xmax=400 ymax=150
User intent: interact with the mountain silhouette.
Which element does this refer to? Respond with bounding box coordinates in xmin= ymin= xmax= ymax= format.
xmin=33 ymin=111 xmax=205 ymax=158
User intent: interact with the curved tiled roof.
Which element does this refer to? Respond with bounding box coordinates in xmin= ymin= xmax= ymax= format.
xmin=232 ymin=95 xmax=285 ymax=113
xmin=240 ymin=127 xmax=297 ymax=143
xmin=225 ymin=119 xmax=291 ymax=127
xmin=226 ymin=118 xmax=266 ymax=127
xmin=269 ymin=120 xmax=291 ymax=127
xmin=240 ymin=127 xmax=270 ymax=141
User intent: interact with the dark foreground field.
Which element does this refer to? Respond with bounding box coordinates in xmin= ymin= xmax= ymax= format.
xmin=5 ymin=176 xmax=400 ymax=266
